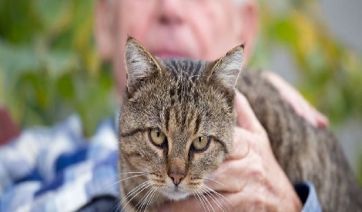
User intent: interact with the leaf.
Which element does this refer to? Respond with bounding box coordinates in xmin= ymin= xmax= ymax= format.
xmin=45 ymin=50 xmax=79 ymax=78
xmin=0 ymin=40 xmax=40 ymax=87
xmin=34 ymin=0 xmax=71 ymax=30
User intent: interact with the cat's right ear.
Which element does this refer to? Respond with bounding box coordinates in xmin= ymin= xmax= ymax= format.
xmin=124 ymin=37 xmax=162 ymax=93
xmin=206 ymin=45 xmax=244 ymax=91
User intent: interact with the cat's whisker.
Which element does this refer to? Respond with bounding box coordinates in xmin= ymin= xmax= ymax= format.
xmin=194 ymin=186 xmax=215 ymax=212
xmin=121 ymin=184 xmax=152 ymax=212
xmin=102 ymin=179 xmax=121 ymax=191
xmin=120 ymin=180 xmax=153 ymax=212
xmin=113 ymin=183 xmax=144 ymax=212
xmin=92 ymin=172 xmax=150 ymax=194
xmin=203 ymin=177 xmax=227 ymax=189
xmin=141 ymin=187 xmax=158 ymax=212
xmin=93 ymin=172 xmax=149 ymax=194
xmin=199 ymin=186 xmax=226 ymax=212
xmin=138 ymin=191 xmax=152 ymax=212
xmin=146 ymin=187 xmax=159 ymax=211
xmin=202 ymin=185 xmax=233 ymax=207
xmin=105 ymin=172 xmax=148 ymax=191
xmin=138 ymin=187 xmax=158 ymax=212
xmin=202 ymin=184 xmax=235 ymax=210
xmin=143 ymin=187 xmax=157 ymax=212
xmin=92 ymin=173 xmax=129 ymax=192
xmin=192 ymin=188 xmax=208 ymax=212
xmin=119 ymin=173 xmax=150 ymax=183
xmin=122 ymin=180 xmax=151 ymax=203
xmin=199 ymin=187 xmax=220 ymax=211
xmin=111 ymin=172 xmax=149 ymax=190
xmin=135 ymin=187 xmax=153 ymax=212
xmin=111 ymin=199 xmax=121 ymax=212
xmin=199 ymin=191 xmax=228 ymax=211
xmin=199 ymin=189 xmax=216 ymax=212
xmin=191 ymin=189 xmax=202 ymax=212
xmin=118 ymin=171 xmax=150 ymax=175
xmin=104 ymin=174 xmax=147 ymax=191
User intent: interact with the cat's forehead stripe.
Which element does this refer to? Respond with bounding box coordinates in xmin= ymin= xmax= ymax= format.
xmin=164 ymin=59 xmax=205 ymax=79
xmin=159 ymin=59 xmax=209 ymax=135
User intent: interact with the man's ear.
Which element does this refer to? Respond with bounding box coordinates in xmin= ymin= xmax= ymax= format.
xmin=206 ymin=45 xmax=244 ymax=91
xmin=237 ymin=0 xmax=258 ymax=64
xmin=95 ymin=0 xmax=115 ymax=61
xmin=125 ymin=37 xmax=162 ymax=93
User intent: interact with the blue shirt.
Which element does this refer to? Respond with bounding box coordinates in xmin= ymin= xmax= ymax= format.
xmin=0 ymin=115 xmax=321 ymax=211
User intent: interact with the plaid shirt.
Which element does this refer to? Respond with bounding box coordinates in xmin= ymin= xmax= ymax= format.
xmin=0 ymin=115 xmax=321 ymax=212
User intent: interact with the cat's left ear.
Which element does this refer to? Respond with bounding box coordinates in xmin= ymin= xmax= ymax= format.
xmin=124 ymin=37 xmax=162 ymax=93
xmin=207 ymin=45 xmax=244 ymax=90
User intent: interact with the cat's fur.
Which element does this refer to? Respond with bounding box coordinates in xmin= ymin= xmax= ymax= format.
xmin=118 ymin=37 xmax=362 ymax=212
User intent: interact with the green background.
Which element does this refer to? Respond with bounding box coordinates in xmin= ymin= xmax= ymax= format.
xmin=0 ymin=0 xmax=361 ymax=183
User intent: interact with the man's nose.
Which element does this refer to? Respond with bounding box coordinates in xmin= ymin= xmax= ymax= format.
xmin=158 ymin=0 xmax=184 ymax=25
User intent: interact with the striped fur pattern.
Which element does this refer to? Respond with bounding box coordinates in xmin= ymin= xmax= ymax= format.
xmin=118 ymin=38 xmax=362 ymax=212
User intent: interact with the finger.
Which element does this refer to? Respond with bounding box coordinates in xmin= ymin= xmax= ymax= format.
xmin=296 ymin=99 xmax=329 ymax=128
xmin=226 ymin=126 xmax=250 ymax=160
xmin=300 ymin=100 xmax=318 ymax=127
xmin=205 ymin=156 xmax=258 ymax=192
xmin=205 ymin=159 xmax=244 ymax=192
xmin=313 ymin=108 xmax=329 ymax=128
xmin=299 ymin=100 xmax=329 ymax=128
xmin=234 ymin=91 xmax=264 ymax=133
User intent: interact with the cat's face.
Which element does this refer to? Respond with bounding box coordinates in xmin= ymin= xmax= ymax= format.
xmin=119 ymin=38 xmax=243 ymax=200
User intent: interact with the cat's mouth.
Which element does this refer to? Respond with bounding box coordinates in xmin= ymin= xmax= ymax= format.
xmin=158 ymin=182 xmax=191 ymax=200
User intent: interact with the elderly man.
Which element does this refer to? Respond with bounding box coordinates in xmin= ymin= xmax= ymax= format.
xmin=96 ymin=0 xmax=324 ymax=211
xmin=0 ymin=0 xmax=326 ymax=211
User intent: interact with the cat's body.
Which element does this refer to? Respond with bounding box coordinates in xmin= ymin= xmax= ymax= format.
xmin=118 ymin=38 xmax=362 ymax=212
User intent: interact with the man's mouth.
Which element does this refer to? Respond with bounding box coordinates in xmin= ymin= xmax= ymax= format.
xmin=152 ymin=50 xmax=189 ymax=59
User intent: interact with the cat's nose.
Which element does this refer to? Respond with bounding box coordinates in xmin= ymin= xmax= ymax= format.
xmin=168 ymin=168 xmax=185 ymax=186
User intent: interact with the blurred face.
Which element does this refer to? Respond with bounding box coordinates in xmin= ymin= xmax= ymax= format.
xmin=120 ymin=0 xmax=242 ymax=60
xmin=96 ymin=0 xmax=257 ymax=98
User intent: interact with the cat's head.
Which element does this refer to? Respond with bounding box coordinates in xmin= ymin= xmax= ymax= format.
xmin=119 ymin=37 xmax=243 ymax=200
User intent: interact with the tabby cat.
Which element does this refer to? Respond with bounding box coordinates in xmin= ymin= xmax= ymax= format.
xmin=118 ymin=37 xmax=362 ymax=212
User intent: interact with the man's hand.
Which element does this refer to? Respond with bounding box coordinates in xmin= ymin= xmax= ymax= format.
xmin=161 ymin=92 xmax=303 ymax=212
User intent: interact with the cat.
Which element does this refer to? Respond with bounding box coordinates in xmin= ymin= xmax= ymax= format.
xmin=118 ymin=37 xmax=362 ymax=212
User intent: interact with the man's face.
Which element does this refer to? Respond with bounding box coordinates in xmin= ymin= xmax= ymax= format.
xmin=119 ymin=0 xmax=243 ymax=60
xmin=96 ymin=0 xmax=256 ymax=97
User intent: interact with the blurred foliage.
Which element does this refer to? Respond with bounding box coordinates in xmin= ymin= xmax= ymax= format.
xmin=0 ymin=0 xmax=116 ymax=135
xmin=0 ymin=1 xmax=361 ymax=180
xmin=251 ymin=0 xmax=362 ymax=123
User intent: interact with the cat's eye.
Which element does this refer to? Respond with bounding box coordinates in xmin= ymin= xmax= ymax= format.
xmin=192 ymin=136 xmax=210 ymax=151
xmin=149 ymin=129 xmax=167 ymax=146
